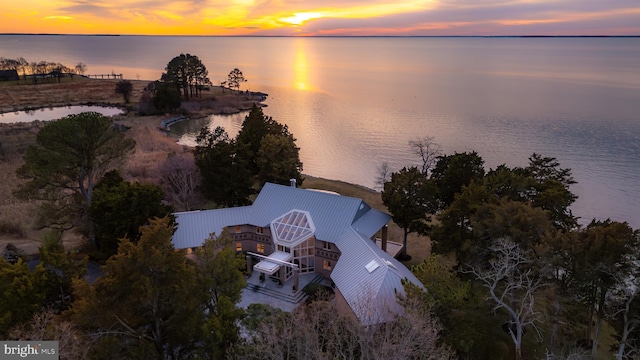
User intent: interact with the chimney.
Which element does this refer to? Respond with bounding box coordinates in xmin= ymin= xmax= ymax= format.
xmin=290 ymin=178 xmax=297 ymax=188
xmin=381 ymin=225 xmax=388 ymax=252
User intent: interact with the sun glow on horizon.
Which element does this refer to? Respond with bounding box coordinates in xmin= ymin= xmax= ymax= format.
xmin=1 ymin=0 xmax=639 ymax=35
xmin=44 ymin=15 xmax=73 ymax=20
xmin=281 ymin=12 xmax=324 ymax=26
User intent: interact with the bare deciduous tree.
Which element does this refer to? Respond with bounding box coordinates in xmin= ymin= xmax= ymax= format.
xmin=466 ymin=238 xmax=549 ymax=360
xmin=157 ymin=153 xmax=204 ymax=211
xmin=241 ymin=298 xmax=455 ymax=360
xmin=375 ymin=161 xmax=391 ymax=191
xmin=75 ymin=62 xmax=87 ymax=76
xmin=409 ymin=136 xmax=442 ymax=175
xmin=611 ymin=287 xmax=640 ymax=360
xmin=9 ymin=309 xmax=90 ymax=360
xmin=607 ymin=253 xmax=640 ymax=360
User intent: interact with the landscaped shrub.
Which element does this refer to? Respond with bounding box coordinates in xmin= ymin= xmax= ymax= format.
xmin=302 ymin=282 xmax=334 ymax=303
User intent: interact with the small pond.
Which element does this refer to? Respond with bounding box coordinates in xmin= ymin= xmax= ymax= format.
xmin=169 ymin=112 xmax=247 ymax=146
xmin=0 ymin=105 xmax=124 ymax=124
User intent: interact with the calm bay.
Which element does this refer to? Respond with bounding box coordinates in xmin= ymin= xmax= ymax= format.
xmin=1 ymin=35 xmax=639 ymax=228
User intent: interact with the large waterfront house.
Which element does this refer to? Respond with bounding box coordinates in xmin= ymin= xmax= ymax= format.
xmin=171 ymin=182 xmax=423 ymax=325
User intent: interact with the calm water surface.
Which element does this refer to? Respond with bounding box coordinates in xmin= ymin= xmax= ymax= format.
xmin=2 ymin=36 xmax=639 ymax=228
xmin=0 ymin=105 xmax=124 ymax=123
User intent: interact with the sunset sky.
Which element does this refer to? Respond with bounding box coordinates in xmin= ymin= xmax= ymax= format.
xmin=2 ymin=0 xmax=639 ymax=36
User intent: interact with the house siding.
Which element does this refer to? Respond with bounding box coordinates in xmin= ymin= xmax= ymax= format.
xmin=334 ymin=288 xmax=358 ymax=322
xmin=229 ymin=225 xmax=274 ymax=254
xmin=314 ymin=239 xmax=341 ymax=280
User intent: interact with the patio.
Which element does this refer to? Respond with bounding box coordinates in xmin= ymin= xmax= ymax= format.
xmin=238 ymin=270 xmax=325 ymax=312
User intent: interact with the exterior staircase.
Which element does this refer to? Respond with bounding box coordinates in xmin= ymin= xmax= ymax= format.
xmin=246 ymin=272 xmax=324 ymax=304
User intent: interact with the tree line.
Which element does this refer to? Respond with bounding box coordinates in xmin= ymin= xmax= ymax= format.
xmin=381 ymin=137 xmax=640 ymax=359
xmin=0 ymin=57 xmax=87 ymax=84
xmin=140 ymin=53 xmax=248 ymax=114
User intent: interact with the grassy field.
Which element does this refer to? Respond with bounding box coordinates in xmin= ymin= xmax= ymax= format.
xmin=0 ymin=78 xmax=147 ymax=113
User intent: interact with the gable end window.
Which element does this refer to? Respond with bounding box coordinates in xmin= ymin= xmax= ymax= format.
xmin=256 ymin=227 xmax=264 ymax=234
xmin=235 ymin=225 xmax=241 ymax=233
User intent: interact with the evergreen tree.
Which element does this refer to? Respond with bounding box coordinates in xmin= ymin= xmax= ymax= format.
xmin=195 ymin=230 xmax=246 ymax=358
xmin=226 ymin=68 xmax=246 ymax=93
xmin=236 ymin=104 xmax=291 ymax=174
xmin=38 ymin=229 xmax=87 ymax=312
xmin=89 ymin=176 xmax=174 ymax=258
xmin=70 ymin=217 xmax=204 ymax=359
xmin=194 ymin=126 xmax=254 ymax=207
xmin=161 ymin=53 xmax=211 ymax=99
xmin=114 ymin=80 xmax=133 ymax=103
xmin=257 ymin=133 xmax=303 ymax=186
xmin=0 ymin=259 xmax=47 ymax=336
xmin=148 ymin=80 xmax=181 ymax=112
xmin=572 ymin=220 xmax=639 ymax=356
xmin=382 ymin=166 xmax=437 ymax=259
xmin=430 ymin=151 xmax=485 ymax=209
xmin=15 ymin=112 xmax=135 ymax=248
xmin=520 ymin=153 xmax=578 ymax=230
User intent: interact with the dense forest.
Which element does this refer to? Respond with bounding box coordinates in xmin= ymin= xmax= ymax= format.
xmin=380 ymin=138 xmax=639 ymax=359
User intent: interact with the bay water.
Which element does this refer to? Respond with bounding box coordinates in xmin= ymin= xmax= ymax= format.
xmin=1 ymin=35 xmax=638 ymax=228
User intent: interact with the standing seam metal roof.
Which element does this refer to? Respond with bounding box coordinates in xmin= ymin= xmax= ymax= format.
xmin=251 ymin=183 xmax=367 ymax=242
xmin=172 ymin=206 xmax=254 ymax=249
xmin=171 ymin=183 xmax=424 ymax=325
xmin=331 ymin=228 xmax=424 ymax=325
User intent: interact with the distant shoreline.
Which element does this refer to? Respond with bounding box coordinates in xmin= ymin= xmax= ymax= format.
xmin=2 ymin=33 xmax=639 ymax=38
xmin=0 ymin=79 xmax=267 ymax=118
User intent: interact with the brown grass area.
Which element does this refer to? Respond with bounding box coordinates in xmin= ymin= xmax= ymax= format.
xmin=0 ymin=79 xmax=264 ymax=255
xmin=0 ymin=121 xmax=42 ymax=252
xmin=117 ymin=114 xmax=188 ymax=182
xmin=0 ymin=77 xmax=265 ymax=116
xmin=0 ymin=158 xmax=83 ymax=255
xmin=0 ymin=78 xmax=148 ymax=113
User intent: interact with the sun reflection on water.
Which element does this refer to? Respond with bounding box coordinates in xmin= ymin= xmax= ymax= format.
xmin=294 ymin=39 xmax=310 ymax=91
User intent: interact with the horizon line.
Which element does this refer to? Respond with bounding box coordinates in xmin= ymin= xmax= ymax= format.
xmin=1 ymin=33 xmax=639 ymax=38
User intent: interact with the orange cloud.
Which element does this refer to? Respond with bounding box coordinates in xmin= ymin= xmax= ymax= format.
xmin=0 ymin=0 xmax=639 ymax=35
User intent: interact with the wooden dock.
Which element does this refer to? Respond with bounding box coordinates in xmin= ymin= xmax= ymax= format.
xmin=86 ymin=74 xmax=123 ymax=80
